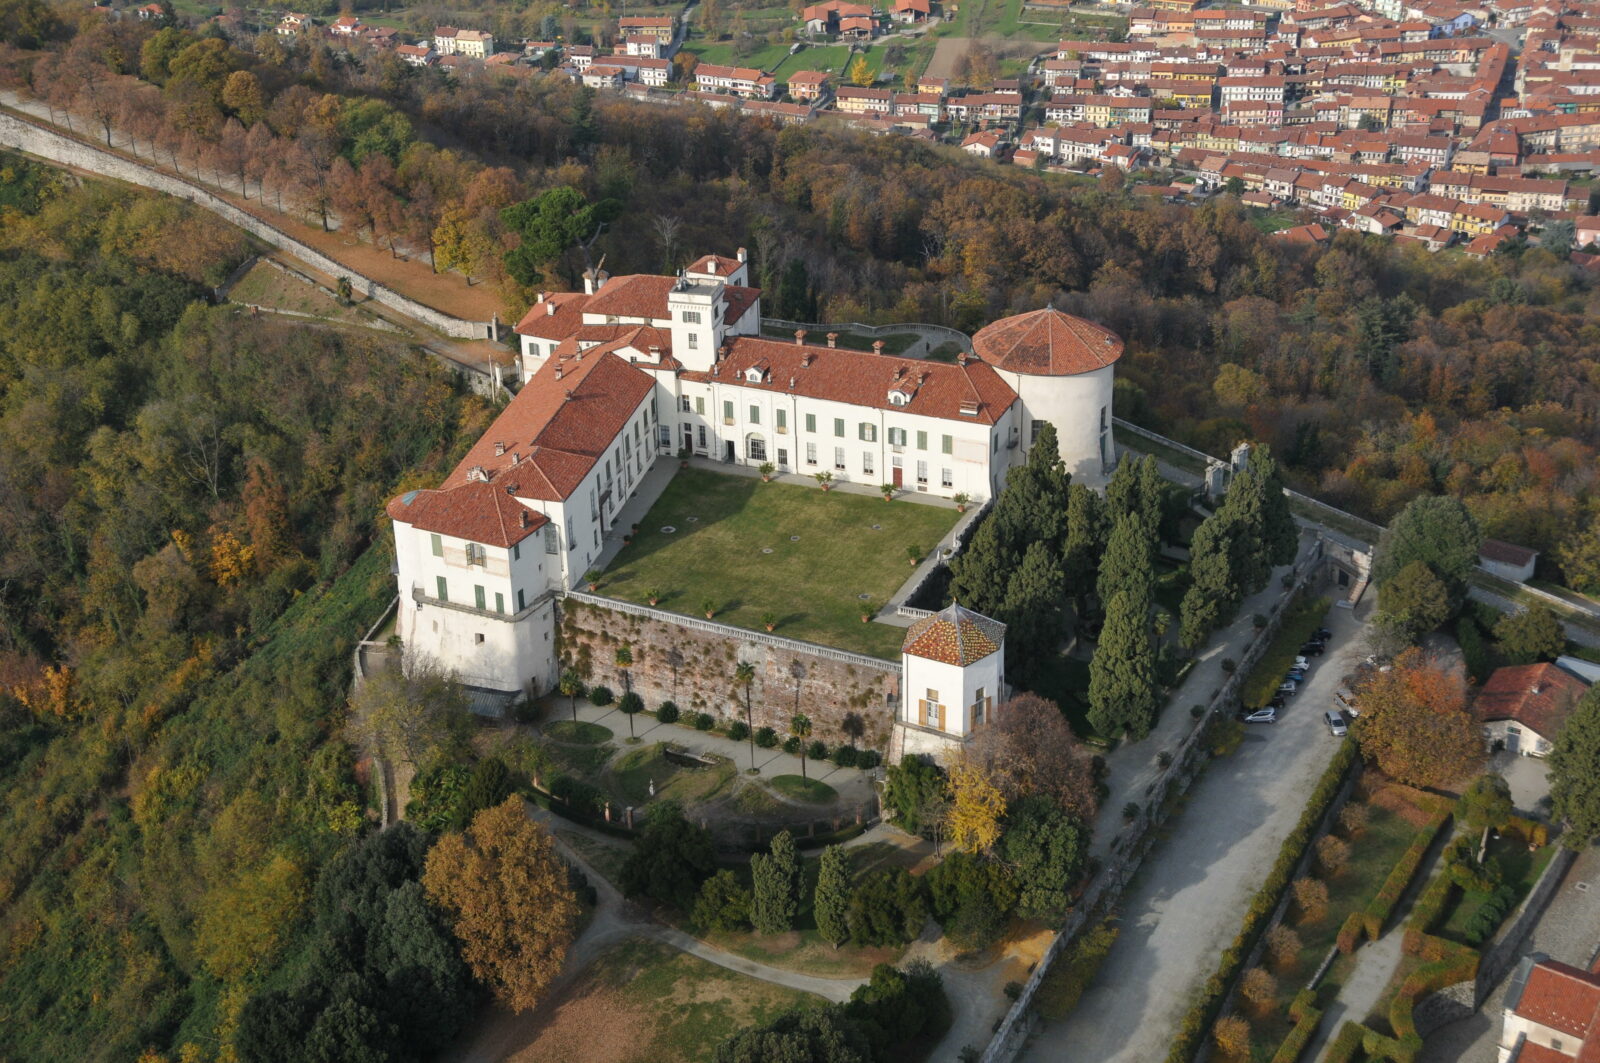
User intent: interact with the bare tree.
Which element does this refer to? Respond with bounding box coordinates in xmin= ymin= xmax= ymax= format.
xmin=652 ymin=213 xmax=683 ymax=273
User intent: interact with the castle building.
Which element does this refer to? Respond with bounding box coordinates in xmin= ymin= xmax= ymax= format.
xmin=893 ymin=604 xmax=1007 ymax=761
xmin=386 ymin=252 xmax=1121 ymax=700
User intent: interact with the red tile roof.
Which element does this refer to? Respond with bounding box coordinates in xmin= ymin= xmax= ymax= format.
xmin=689 ymin=253 xmax=742 ymax=276
xmin=1478 ymin=662 xmax=1590 ymax=737
xmin=438 ymin=349 xmax=655 ymax=502
xmin=970 ymin=308 xmax=1124 ymax=377
xmin=514 ymin=292 xmax=590 ymax=339
xmin=903 ymin=604 xmax=1006 ymax=665
xmin=686 ymin=338 xmax=1018 ymax=424
xmin=581 ymin=274 xmax=679 ymax=320
xmin=1515 ymin=960 xmax=1600 ymax=1041
xmin=1481 ymin=537 xmax=1539 ymax=566
xmin=386 ymin=479 xmax=548 ymax=548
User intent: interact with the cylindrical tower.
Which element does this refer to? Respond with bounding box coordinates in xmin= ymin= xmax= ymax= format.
xmin=971 ymin=308 xmax=1123 ymax=487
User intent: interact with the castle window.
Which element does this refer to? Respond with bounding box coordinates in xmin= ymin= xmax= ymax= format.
xmin=681 ymin=310 xmax=702 ymax=323
xmin=749 ymin=404 xmax=761 ymax=424
xmin=517 ymin=588 xmax=526 ymax=610
xmin=430 ymin=533 xmax=443 ymax=557
xmin=917 ymin=430 xmax=928 ymax=450
xmin=887 ymin=427 xmax=907 ymax=447
xmin=806 ymin=442 xmax=817 ymax=465
xmin=776 ymin=409 xmax=787 ymax=434
xmin=805 ymin=413 xmax=816 ymax=433
xmin=724 ymin=400 xmax=734 ymax=425
xmin=696 ymin=396 xmax=706 ymax=415
xmin=681 ymin=396 xmax=692 ymax=412
xmin=495 ymin=592 xmax=505 ymax=614
xmin=862 ymin=451 xmax=874 ymax=475
xmin=941 ymin=467 xmax=954 ymax=488
xmin=475 ymin=633 xmax=485 ymax=644
xmin=474 ymin=585 xmax=486 ymax=610
xmin=834 ymin=446 xmax=846 ymax=471
xmin=834 ymin=418 xmax=845 ymax=438
xmin=435 ymin=576 xmax=448 ymax=602
xmin=942 ymin=434 xmax=953 ymax=454
xmin=858 ymin=423 xmax=877 ymax=442
xmin=544 ymin=526 xmax=559 ymax=554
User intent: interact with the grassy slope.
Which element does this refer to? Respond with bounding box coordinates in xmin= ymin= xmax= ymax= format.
xmin=596 ymin=467 xmax=958 ymax=659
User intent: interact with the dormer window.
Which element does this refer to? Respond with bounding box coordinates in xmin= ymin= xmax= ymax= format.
xmin=745 ymin=367 xmax=767 ymax=383
xmin=466 ymin=465 xmax=489 ymax=482
xmin=888 ymin=390 xmax=911 ymax=406
xmin=959 ymin=400 xmax=980 ymax=417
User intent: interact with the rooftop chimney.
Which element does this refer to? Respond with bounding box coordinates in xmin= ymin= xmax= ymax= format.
xmin=789 ymin=375 xmax=797 ymax=389
xmin=957 ymin=350 xmax=969 ymax=365
xmin=795 ymin=329 xmax=807 ymax=346
xmin=801 ymin=353 xmax=814 ymax=368
xmin=554 ymin=365 xmax=564 ymax=381
xmin=494 ymin=441 xmax=506 ymax=456
xmin=520 ymin=510 xmax=529 ymax=527
xmin=826 ymin=332 xmax=838 ymax=348
xmin=708 ymin=259 xmax=719 ymax=274
xmin=546 ymin=298 xmax=556 ymax=316
xmin=873 ymin=340 xmax=885 ymax=355
xmin=737 ymin=246 xmax=747 ymax=263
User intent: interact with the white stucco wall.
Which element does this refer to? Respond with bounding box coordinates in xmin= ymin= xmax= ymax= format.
xmin=901 ymin=651 xmax=1003 ymax=737
xmin=997 ymin=362 xmax=1115 ymax=487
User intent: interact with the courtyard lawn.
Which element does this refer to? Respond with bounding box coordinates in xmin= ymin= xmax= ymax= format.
xmin=508 ymin=938 xmax=822 ymax=1063
xmin=773 ymin=43 xmax=857 ymax=77
xmin=597 ymin=467 xmax=960 ymax=659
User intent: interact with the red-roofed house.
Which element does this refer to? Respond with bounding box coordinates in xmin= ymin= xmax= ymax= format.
xmin=1479 ymin=662 xmax=1592 ymax=756
xmin=1499 ymin=955 xmax=1600 ymax=1061
xmin=1481 ymin=538 xmax=1540 ymax=582
xmin=893 ymin=603 xmax=1007 ymax=761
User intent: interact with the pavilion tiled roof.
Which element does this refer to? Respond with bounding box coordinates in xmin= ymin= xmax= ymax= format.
xmin=902 ymin=604 xmax=1006 ymax=665
xmin=1477 ymin=662 xmax=1590 ymax=738
xmin=386 ymin=480 xmax=548 ymax=548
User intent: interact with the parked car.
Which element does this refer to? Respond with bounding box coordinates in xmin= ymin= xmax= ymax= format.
xmin=1300 ymin=642 xmax=1326 ymax=657
xmin=1324 ymin=710 xmax=1348 ymax=737
xmin=1267 ymin=695 xmax=1287 ymax=709
xmin=1335 ymin=688 xmax=1359 ymax=717
xmin=1242 ymin=708 xmax=1278 ymax=724
xmin=1286 ymin=668 xmax=1307 ymax=682
xmin=1316 ymin=628 xmax=1333 ymax=640
xmin=1293 ymin=655 xmax=1311 ymax=669
xmin=1278 ymin=679 xmax=1299 ymax=695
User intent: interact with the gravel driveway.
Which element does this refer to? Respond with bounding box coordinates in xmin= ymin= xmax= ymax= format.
xmin=1019 ymin=596 xmax=1372 ymax=1063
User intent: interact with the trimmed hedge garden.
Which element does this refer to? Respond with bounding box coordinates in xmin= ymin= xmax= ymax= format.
xmin=1268 ymin=989 xmax=1323 ymax=1063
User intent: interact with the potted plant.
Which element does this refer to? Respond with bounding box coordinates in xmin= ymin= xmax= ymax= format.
xmin=859 ymin=600 xmax=875 ymax=623
xmin=906 ymin=545 xmax=922 ymax=566
xmin=677 ymin=445 xmax=691 ymax=468
xmin=761 ymin=611 xmax=778 ymax=632
xmin=953 ymin=492 xmax=971 ymax=513
xmin=646 ymin=588 xmax=661 ymax=606
xmin=584 ymin=570 xmax=601 ymax=591
xmin=880 ymin=483 xmax=895 ymax=501
xmin=814 ymin=470 xmax=834 ymax=491
xmin=701 ymin=597 xmax=717 ymax=619
xmin=759 ymin=462 xmax=776 ymax=482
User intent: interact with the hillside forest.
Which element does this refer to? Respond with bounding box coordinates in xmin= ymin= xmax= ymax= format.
xmin=4 ymin=6 xmax=1597 ymax=590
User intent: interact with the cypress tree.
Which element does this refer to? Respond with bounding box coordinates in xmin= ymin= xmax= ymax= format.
xmin=1180 ymin=511 xmax=1241 ymax=650
xmin=1104 ymin=456 xmax=1141 ymax=521
xmin=1373 ymin=495 xmax=1483 ymax=591
xmin=1064 ymin=482 xmax=1109 ymax=612
xmin=1135 ymin=454 xmax=1165 ymax=535
xmin=1088 ymin=589 xmax=1158 ymax=740
xmin=813 ymin=844 xmax=852 ymax=948
xmin=750 ymin=830 xmax=800 ymax=934
xmin=1251 ymin=447 xmax=1299 ymax=568
xmin=1001 ymin=541 xmax=1067 ymax=677
xmin=1097 ymin=510 xmax=1157 ymax=610
xmin=1222 ymin=466 xmax=1271 ymax=595
xmin=1550 ymin=688 xmax=1600 ymax=848
xmin=948 ymin=516 xmax=1014 ymax=617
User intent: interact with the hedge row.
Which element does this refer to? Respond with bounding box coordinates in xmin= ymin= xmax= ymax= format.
xmin=1403 ymin=870 xmax=1456 ymax=956
xmin=1323 ymin=1021 xmax=1367 ymax=1063
xmin=1165 ymin=741 xmax=1359 ymax=1063
xmin=1268 ymin=990 xmax=1324 ymax=1063
xmin=1363 ymin=812 xmax=1451 ymax=939
xmin=1240 ymin=595 xmax=1330 ymax=709
xmin=1389 ymin=946 xmax=1479 ymax=1048
xmin=1336 ymin=911 xmax=1366 ymax=954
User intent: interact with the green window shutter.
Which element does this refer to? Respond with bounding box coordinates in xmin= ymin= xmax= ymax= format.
xmin=474 ymin=585 xmax=486 ymax=610
xmin=805 ymin=413 xmax=816 ymax=432
xmin=834 ymin=418 xmax=844 ymax=437
xmin=942 ymin=434 xmax=953 ymax=454
xmin=430 ymin=533 xmax=443 ymax=557
xmin=435 ymin=576 xmax=448 ymax=601
xmin=917 ymin=430 xmax=927 ymax=450
xmin=495 ymin=592 xmax=505 ymax=614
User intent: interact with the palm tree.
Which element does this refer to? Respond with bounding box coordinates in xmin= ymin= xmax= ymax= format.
xmin=615 ymin=645 xmax=633 ymax=696
xmin=790 ymin=713 xmax=813 ymax=780
xmin=735 ymin=661 xmax=757 ymax=773
xmin=558 ymin=668 xmax=584 ymax=724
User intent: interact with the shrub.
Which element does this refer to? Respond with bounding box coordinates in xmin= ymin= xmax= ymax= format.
xmin=1157 ymin=750 xmax=1173 ymax=769
xmin=1365 ymin=812 xmax=1448 ymax=939
xmin=1034 ymin=917 xmax=1119 ymax=1022
xmin=833 ymin=745 xmax=860 ymax=767
xmin=1253 ymin=613 xmax=1268 ymax=628
xmin=807 ymin=739 xmax=828 ymax=762
xmin=1323 ymin=1021 xmax=1367 ymax=1063
xmin=858 ymin=749 xmax=882 ymax=770
xmin=590 ymin=685 xmax=614 ymax=707
xmin=1316 ymin=835 xmax=1351 ymax=877
xmin=1191 ymin=704 xmax=1206 ymax=720
xmin=657 ymin=701 xmax=680 ymax=724
xmin=618 ymin=691 xmax=643 ymax=716
xmin=1165 ymin=742 xmax=1358 ymax=1063
xmin=693 ymin=869 xmax=751 ymax=932
xmin=550 ymin=774 xmax=605 ymax=817
xmin=1269 ymin=991 xmax=1323 ymax=1063
xmin=727 ymin=720 xmax=750 ymax=742
xmin=783 ymin=736 xmax=802 ymax=755
xmin=1123 ymin=801 xmax=1141 ymax=822
xmin=1337 ymin=803 xmax=1369 ymax=838
xmin=1213 ymin=1014 xmax=1251 ymax=1059
xmin=1336 ymin=913 xmax=1364 ymax=954
xmin=1292 ymin=878 xmax=1329 ymax=925
xmin=846 ymin=868 xmax=926 ymax=947
xmin=1266 ymin=924 xmax=1302 ymax=971
xmin=755 ymin=726 xmax=779 ymax=748
xmin=1221 ymin=658 xmax=1238 ymax=674
xmin=1003 ymin=981 xmax=1023 ymax=1001
xmin=694 ymin=712 xmax=716 ymax=731
xmin=1240 ymin=967 xmax=1278 ymax=1014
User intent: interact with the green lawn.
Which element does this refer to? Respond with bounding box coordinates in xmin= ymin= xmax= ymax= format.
xmin=683 ymin=39 xmax=795 ymax=71
xmin=773 ymin=43 xmax=856 ymax=77
xmin=608 ymin=741 xmax=738 ymax=806
xmin=770 ymin=774 xmax=838 ymax=803
xmin=547 ymin=720 xmax=614 ymax=744
xmin=597 ymin=467 xmax=960 ymax=658
xmin=1437 ymin=838 xmax=1556 ymax=944
xmin=759 ymin=324 xmax=920 ymax=354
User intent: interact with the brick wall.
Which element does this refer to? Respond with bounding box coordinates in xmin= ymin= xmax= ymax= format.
xmin=557 ymin=597 xmax=902 ymax=751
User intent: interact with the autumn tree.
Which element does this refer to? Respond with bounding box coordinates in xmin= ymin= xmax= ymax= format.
xmin=1493 ymin=605 xmax=1565 ymax=665
xmin=422 ymin=797 xmax=578 ymax=1014
xmin=848 ymin=54 xmax=872 ymax=87
xmin=1265 ymin=925 xmax=1302 ymax=970
xmin=968 ymin=692 xmax=1098 ymax=823
xmin=1240 ymin=967 xmax=1278 ymax=1014
xmin=348 ymin=660 xmax=473 ymax=769
xmin=1549 ymin=687 xmax=1600 ymax=848
xmin=221 ymin=69 xmax=265 ymax=126
xmin=946 ymin=753 xmax=1006 ymax=855
xmin=1292 ymin=878 xmax=1328 ymax=924
xmin=1214 ymin=1014 xmax=1251 ymax=1059
xmin=1377 ymin=560 xmax=1451 ymax=644
xmin=1351 ymin=648 xmax=1483 ymax=788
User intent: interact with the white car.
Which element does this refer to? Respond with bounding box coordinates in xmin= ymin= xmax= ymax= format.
xmin=1242 ymin=708 xmax=1278 ymax=724
xmin=1294 ymin=656 xmax=1310 ymax=669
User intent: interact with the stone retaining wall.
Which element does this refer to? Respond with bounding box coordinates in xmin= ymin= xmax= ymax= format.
xmin=557 ymin=595 xmax=901 ymax=751
xmin=0 ymin=108 xmax=491 ymax=339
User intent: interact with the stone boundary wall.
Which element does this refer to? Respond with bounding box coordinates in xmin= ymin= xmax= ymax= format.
xmin=1474 ymin=846 xmax=1578 ymax=1007
xmin=557 ymin=594 xmax=901 ymax=751
xmin=979 ymin=549 xmax=1324 ymax=1063
xmin=0 ymin=108 xmax=492 ymax=339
